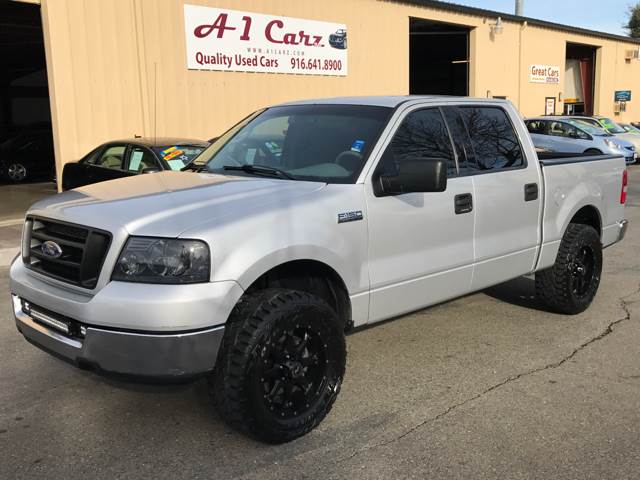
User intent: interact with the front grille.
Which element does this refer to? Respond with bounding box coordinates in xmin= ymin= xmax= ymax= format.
xmin=23 ymin=217 xmax=111 ymax=289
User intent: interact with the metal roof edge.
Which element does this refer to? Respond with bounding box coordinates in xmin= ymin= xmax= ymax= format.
xmin=394 ymin=0 xmax=640 ymax=45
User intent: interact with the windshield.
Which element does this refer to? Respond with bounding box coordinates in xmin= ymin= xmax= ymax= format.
xmin=621 ymin=123 xmax=640 ymax=134
xmin=598 ymin=117 xmax=626 ymax=134
xmin=153 ymin=145 xmax=207 ymax=170
xmin=195 ymin=105 xmax=392 ymax=183
xmin=565 ymin=119 xmax=609 ymax=136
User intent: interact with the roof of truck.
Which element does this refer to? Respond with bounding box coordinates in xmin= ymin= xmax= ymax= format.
xmin=278 ymin=95 xmax=511 ymax=108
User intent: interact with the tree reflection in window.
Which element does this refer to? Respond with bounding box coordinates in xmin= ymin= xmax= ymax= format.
xmin=383 ymin=108 xmax=456 ymax=176
xmin=459 ymin=107 xmax=524 ymax=170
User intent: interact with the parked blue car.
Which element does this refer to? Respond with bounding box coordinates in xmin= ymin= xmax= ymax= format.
xmin=525 ymin=117 xmax=636 ymax=165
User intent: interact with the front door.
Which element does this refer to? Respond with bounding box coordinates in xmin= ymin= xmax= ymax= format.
xmin=365 ymin=106 xmax=475 ymax=324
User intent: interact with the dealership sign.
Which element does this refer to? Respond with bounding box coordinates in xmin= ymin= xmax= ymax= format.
xmin=184 ymin=4 xmax=347 ymax=76
xmin=529 ymin=65 xmax=560 ymax=84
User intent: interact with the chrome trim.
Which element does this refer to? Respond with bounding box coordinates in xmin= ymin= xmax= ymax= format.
xmin=618 ymin=219 xmax=628 ymax=242
xmin=12 ymin=294 xmax=225 ymax=378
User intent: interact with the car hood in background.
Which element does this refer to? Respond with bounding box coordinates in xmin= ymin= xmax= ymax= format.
xmin=27 ymin=171 xmax=326 ymax=237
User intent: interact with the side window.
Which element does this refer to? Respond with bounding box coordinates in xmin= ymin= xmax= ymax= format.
xmin=549 ymin=121 xmax=570 ymax=137
xmin=526 ymin=120 xmax=546 ymax=135
xmin=127 ymin=146 xmax=159 ymax=173
xmin=93 ymin=145 xmax=126 ymax=170
xmin=378 ymin=108 xmax=456 ymax=177
xmin=459 ymin=107 xmax=524 ymax=171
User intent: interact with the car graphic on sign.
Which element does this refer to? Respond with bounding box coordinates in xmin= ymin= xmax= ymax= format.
xmin=329 ymin=29 xmax=347 ymax=49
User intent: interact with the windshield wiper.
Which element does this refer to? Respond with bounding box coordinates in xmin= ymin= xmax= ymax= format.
xmin=223 ymin=164 xmax=294 ymax=180
xmin=182 ymin=163 xmax=208 ymax=172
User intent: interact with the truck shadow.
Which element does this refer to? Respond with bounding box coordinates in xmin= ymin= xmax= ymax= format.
xmin=483 ymin=276 xmax=553 ymax=313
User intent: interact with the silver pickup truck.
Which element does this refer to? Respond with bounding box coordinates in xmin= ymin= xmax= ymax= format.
xmin=9 ymin=96 xmax=628 ymax=443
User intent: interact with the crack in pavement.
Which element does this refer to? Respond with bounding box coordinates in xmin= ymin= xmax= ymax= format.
xmin=339 ymin=284 xmax=640 ymax=465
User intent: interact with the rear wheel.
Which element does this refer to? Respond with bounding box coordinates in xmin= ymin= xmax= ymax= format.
xmin=210 ymin=289 xmax=346 ymax=443
xmin=6 ymin=162 xmax=28 ymax=182
xmin=536 ymin=223 xmax=602 ymax=314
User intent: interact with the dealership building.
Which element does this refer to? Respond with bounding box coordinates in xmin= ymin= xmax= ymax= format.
xmin=3 ymin=0 xmax=640 ymax=186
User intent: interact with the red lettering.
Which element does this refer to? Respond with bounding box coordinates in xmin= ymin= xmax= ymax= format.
xmin=239 ymin=15 xmax=252 ymax=41
xmin=265 ymin=20 xmax=284 ymax=43
xmin=194 ymin=13 xmax=236 ymax=39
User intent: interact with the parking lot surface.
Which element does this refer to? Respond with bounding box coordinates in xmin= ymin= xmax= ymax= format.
xmin=1 ymin=167 xmax=639 ymax=480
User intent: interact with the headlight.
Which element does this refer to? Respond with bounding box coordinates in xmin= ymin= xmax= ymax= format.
xmin=604 ymin=138 xmax=618 ymax=149
xmin=112 ymin=237 xmax=210 ymax=284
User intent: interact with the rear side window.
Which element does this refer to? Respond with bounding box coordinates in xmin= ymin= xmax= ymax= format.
xmin=459 ymin=107 xmax=524 ymax=171
xmin=378 ymin=108 xmax=457 ymax=177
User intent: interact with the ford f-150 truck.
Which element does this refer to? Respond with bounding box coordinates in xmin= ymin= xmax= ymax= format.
xmin=9 ymin=96 xmax=628 ymax=443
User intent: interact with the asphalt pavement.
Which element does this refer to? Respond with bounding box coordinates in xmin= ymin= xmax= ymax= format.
xmin=1 ymin=167 xmax=639 ymax=480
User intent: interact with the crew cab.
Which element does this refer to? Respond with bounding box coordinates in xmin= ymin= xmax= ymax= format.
xmin=9 ymin=96 xmax=628 ymax=443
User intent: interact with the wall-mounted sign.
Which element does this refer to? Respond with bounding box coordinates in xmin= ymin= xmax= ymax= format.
xmin=530 ymin=64 xmax=560 ymax=84
xmin=545 ymin=97 xmax=556 ymax=115
xmin=614 ymin=90 xmax=632 ymax=102
xmin=184 ymin=4 xmax=347 ymax=76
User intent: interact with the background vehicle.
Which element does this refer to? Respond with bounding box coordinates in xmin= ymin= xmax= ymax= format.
xmin=525 ymin=117 xmax=636 ymax=164
xmin=62 ymin=137 xmax=209 ymax=190
xmin=328 ymin=29 xmax=347 ymax=49
xmin=620 ymin=123 xmax=640 ymax=135
xmin=0 ymin=130 xmax=55 ymax=182
xmin=10 ymin=97 xmax=627 ymax=443
xmin=570 ymin=115 xmax=640 ymax=156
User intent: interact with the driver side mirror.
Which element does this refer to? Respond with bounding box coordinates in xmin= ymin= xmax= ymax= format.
xmin=375 ymin=158 xmax=447 ymax=197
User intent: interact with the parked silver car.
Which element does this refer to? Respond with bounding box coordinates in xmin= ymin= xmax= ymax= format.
xmin=569 ymin=115 xmax=640 ymax=158
xmin=525 ymin=117 xmax=636 ymax=164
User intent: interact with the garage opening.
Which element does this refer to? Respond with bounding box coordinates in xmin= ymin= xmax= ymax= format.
xmin=409 ymin=18 xmax=470 ymax=96
xmin=1 ymin=1 xmax=54 ymax=185
xmin=563 ymin=43 xmax=597 ymax=116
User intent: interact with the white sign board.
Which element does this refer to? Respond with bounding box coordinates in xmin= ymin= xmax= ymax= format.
xmin=530 ymin=64 xmax=560 ymax=84
xmin=184 ymin=4 xmax=347 ymax=76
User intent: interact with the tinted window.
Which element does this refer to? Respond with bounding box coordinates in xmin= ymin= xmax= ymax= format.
xmin=378 ymin=108 xmax=456 ymax=177
xmin=526 ymin=120 xmax=547 ymax=135
xmin=93 ymin=145 xmax=126 ymax=170
xmin=127 ymin=146 xmax=160 ymax=173
xmin=459 ymin=107 xmax=524 ymax=171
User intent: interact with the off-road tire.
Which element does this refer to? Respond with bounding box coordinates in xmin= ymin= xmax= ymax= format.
xmin=535 ymin=223 xmax=602 ymax=314
xmin=210 ymin=289 xmax=346 ymax=443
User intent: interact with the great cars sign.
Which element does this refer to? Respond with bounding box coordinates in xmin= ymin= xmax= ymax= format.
xmin=529 ymin=64 xmax=560 ymax=84
xmin=184 ymin=4 xmax=347 ymax=76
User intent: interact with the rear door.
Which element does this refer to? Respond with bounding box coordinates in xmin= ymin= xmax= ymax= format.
xmin=447 ymin=105 xmax=542 ymax=290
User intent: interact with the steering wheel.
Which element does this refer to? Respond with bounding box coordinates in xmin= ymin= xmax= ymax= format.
xmin=335 ymin=150 xmax=363 ymax=173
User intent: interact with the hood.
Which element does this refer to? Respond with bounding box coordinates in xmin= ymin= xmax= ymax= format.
xmin=28 ymin=171 xmax=325 ymax=237
xmin=614 ymin=133 xmax=640 ymax=150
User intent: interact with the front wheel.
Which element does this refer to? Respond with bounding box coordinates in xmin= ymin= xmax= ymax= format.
xmin=583 ymin=148 xmax=602 ymax=155
xmin=210 ymin=289 xmax=346 ymax=443
xmin=535 ymin=223 xmax=602 ymax=314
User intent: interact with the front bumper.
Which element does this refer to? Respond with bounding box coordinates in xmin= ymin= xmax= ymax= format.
xmin=12 ymin=294 xmax=225 ymax=379
xmin=9 ymin=259 xmax=245 ymax=379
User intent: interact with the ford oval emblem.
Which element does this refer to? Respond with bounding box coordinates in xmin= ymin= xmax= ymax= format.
xmin=41 ymin=240 xmax=63 ymax=259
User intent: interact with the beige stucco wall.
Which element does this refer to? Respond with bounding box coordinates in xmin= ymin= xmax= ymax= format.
xmin=37 ymin=0 xmax=640 ymax=188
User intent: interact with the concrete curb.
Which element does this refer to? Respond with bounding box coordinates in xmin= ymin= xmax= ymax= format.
xmin=0 ymin=248 xmax=19 ymax=267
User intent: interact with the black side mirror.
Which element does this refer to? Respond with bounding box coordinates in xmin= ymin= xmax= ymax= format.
xmin=375 ymin=158 xmax=447 ymax=196
xmin=141 ymin=167 xmax=160 ymax=174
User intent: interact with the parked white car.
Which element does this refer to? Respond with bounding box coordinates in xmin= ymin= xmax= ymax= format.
xmin=10 ymin=96 xmax=628 ymax=443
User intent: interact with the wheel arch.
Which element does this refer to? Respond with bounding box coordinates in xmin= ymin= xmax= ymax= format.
xmin=568 ymin=204 xmax=602 ymax=239
xmin=243 ymin=259 xmax=353 ymax=330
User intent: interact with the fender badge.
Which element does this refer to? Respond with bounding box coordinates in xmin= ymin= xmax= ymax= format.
xmin=338 ymin=211 xmax=364 ymax=224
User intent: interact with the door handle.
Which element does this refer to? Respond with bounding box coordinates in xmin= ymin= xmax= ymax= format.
xmin=524 ymin=183 xmax=539 ymax=201
xmin=454 ymin=193 xmax=473 ymax=214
